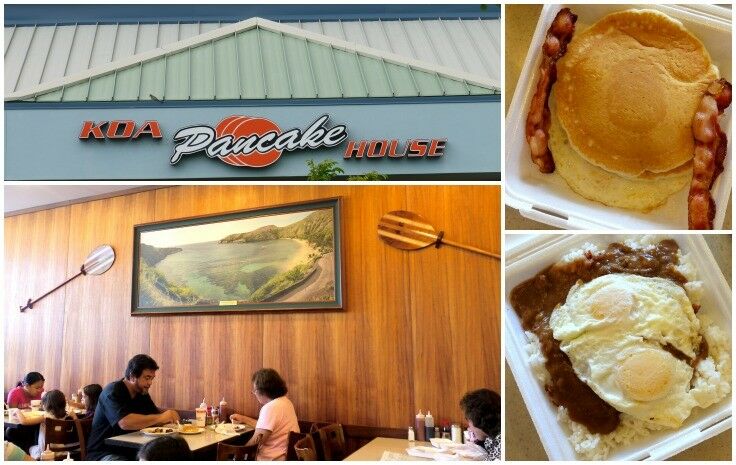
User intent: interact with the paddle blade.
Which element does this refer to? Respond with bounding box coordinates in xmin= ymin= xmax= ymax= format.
xmin=378 ymin=211 xmax=438 ymax=250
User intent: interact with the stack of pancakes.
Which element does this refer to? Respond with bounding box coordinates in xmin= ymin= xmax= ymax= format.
xmin=548 ymin=9 xmax=719 ymax=211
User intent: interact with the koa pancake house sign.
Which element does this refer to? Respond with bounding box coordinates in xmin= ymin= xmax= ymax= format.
xmin=78 ymin=114 xmax=446 ymax=167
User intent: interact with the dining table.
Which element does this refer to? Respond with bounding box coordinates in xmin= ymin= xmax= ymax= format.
xmin=3 ymin=408 xmax=46 ymax=426
xmin=344 ymin=437 xmax=433 ymax=461
xmin=105 ymin=423 xmax=254 ymax=458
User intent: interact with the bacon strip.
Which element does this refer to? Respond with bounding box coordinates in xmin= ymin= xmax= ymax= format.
xmin=688 ymin=78 xmax=732 ymax=230
xmin=525 ymin=8 xmax=577 ymax=173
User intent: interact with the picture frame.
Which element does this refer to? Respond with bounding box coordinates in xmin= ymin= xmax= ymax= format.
xmin=131 ymin=197 xmax=344 ymax=315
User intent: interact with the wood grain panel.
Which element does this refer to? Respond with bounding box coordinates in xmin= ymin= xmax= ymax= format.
xmin=4 ymin=185 xmax=501 ymax=429
xmin=60 ymin=191 xmax=156 ymax=396
xmin=407 ymin=186 xmax=501 ymax=425
xmin=4 ymin=207 xmax=70 ymax=392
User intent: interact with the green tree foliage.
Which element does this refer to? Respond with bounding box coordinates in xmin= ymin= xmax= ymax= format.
xmin=307 ymin=159 xmax=344 ymax=181
xmin=347 ymin=171 xmax=388 ymax=181
xmin=306 ymin=159 xmax=387 ymax=181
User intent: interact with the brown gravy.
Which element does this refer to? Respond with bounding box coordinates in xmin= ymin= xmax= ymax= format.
xmin=510 ymin=239 xmax=706 ymax=434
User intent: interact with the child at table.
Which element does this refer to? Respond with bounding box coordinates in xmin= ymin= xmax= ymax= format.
xmin=16 ymin=390 xmax=78 ymax=459
xmin=67 ymin=384 xmax=102 ymax=419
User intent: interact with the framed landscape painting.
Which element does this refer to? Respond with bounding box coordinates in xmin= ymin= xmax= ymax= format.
xmin=132 ymin=198 xmax=343 ymax=315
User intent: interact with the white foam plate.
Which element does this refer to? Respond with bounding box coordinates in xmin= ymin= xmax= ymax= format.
xmin=505 ymin=234 xmax=732 ymax=460
xmin=505 ymin=4 xmax=732 ymax=230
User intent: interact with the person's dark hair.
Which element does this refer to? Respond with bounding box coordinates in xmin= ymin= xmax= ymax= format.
xmin=16 ymin=371 xmax=45 ymax=387
xmin=137 ymin=435 xmax=192 ymax=461
xmin=42 ymin=390 xmax=67 ymax=419
xmin=251 ymin=368 xmax=288 ymax=399
xmin=460 ymin=388 xmax=501 ymax=437
xmin=83 ymin=384 xmax=103 ymax=412
xmin=125 ymin=354 xmax=159 ymax=379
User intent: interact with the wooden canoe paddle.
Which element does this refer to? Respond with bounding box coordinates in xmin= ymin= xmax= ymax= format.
xmin=377 ymin=211 xmax=500 ymax=259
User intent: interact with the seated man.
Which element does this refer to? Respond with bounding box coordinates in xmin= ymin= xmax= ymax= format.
xmin=85 ymin=354 xmax=180 ymax=461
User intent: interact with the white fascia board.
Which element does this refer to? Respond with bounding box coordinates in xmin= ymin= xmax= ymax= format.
xmin=5 ymin=16 xmax=499 ymax=101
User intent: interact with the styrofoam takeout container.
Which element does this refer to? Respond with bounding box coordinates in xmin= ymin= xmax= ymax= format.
xmin=505 ymin=5 xmax=732 ymax=230
xmin=505 ymin=235 xmax=732 ymax=460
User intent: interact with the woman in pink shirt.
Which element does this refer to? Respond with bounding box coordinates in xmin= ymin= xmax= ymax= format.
xmin=230 ymin=369 xmax=299 ymax=461
xmin=6 ymin=372 xmax=45 ymax=408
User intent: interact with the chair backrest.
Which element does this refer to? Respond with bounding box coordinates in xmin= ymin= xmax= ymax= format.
xmin=287 ymin=431 xmax=307 ymax=461
xmin=217 ymin=433 xmax=262 ymax=461
xmin=316 ymin=423 xmax=346 ymax=461
xmin=73 ymin=416 xmax=94 ymax=460
xmin=293 ymin=434 xmax=318 ymax=461
xmin=44 ymin=417 xmax=80 ymax=455
xmin=307 ymin=422 xmax=330 ymax=459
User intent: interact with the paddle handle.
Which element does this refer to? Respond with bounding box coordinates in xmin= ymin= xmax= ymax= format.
xmin=440 ymin=238 xmax=500 ymax=259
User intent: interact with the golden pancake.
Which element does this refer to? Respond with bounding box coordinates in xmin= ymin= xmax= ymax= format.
xmin=549 ymin=91 xmax=691 ymax=211
xmin=555 ymin=9 xmax=719 ymax=178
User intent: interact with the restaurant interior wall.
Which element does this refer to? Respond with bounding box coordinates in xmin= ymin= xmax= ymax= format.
xmin=4 ymin=185 xmax=500 ymax=428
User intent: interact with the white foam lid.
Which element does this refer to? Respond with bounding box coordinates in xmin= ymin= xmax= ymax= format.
xmin=505 ymin=4 xmax=732 ymax=230
xmin=505 ymin=234 xmax=732 ymax=460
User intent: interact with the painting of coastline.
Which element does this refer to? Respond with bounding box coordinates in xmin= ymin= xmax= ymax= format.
xmin=132 ymin=200 xmax=341 ymax=314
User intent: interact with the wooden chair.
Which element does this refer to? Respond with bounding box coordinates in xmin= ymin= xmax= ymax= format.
xmin=72 ymin=416 xmax=93 ymax=460
xmin=216 ymin=433 xmax=261 ymax=461
xmin=44 ymin=417 xmax=81 ymax=458
xmin=307 ymin=422 xmax=329 ymax=459
xmin=316 ymin=423 xmax=346 ymax=461
xmin=287 ymin=431 xmax=307 ymax=461
xmin=293 ymin=434 xmax=318 ymax=461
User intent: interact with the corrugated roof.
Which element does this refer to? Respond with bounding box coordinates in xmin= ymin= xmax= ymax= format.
xmin=5 ymin=18 xmax=500 ymax=98
xmin=286 ymin=19 xmax=500 ymax=82
xmin=7 ymin=18 xmax=498 ymax=102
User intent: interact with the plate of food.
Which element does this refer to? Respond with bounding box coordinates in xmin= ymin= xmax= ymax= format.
xmin=505 ymin=234 xmax=731 ymax=460
xmin=177 ymin=424 xmax=204 ymax=435
xmin=215 ymin=423 xmax=247 ymax=435
xmin=506 ymin=4 xmax=732 ymax=230
xmin=140 ymin=427 xmax=176 ymax=437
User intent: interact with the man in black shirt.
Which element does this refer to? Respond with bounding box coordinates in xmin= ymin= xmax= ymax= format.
xmin=86 ymin=354 xmax=180 ymax=461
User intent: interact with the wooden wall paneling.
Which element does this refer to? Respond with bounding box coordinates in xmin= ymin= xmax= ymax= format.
xmin=147 ymin=185 xmax=268 ymax=414
xmin=60 ymin=192 xmax=156 ymax=396
xmin=4 ymin=207 xmax=71 ymax=393
xmin=342 ymin=185 xmax=416 ymax=428
xmin=262 ymin=186 xmax=415 ymax=428
xmin=406 ymin=186 xmax=501 ymax=425
xmin=256 ymin=184 xmax=341 ymax=424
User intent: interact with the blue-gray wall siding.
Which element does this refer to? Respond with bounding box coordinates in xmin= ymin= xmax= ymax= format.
xmin=5 ymin=100 xmax=500 ymax=180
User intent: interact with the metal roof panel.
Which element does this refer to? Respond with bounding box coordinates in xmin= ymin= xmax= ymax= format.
xmin=8 ymin=18 xmax=498 ymax=102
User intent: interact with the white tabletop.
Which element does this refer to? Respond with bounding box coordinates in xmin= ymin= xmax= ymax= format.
xmin=105 ymin=424 xmax=253 ymax=451
xmin=344 ymin=437 xmax=432 ymax=461
xmin=3 ymin=409 xmax=45 ymax=426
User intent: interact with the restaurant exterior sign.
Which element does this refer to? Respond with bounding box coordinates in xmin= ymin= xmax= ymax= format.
xmin=78 ymin=114 xmax=445 ymax=167
xmin=8 ymin=99 xmax=500 ymax=180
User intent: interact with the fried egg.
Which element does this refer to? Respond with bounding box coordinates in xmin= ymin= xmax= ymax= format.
xmin=550 ymin=274 xmax=702 ymax=427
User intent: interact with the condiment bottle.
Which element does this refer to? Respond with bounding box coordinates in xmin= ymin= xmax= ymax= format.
xmin=424 ymin=411 xmax=434 ymax=439
xmin=415 ymin=410 xmax=426 ymax=441
xmin=408 ymin=426 xmax=415 ymax=443
xmin=40 ymin=445 xmax=55 ymax=461
xmin=451 ymin=423 xmax=462 ymax=443
xmin=195 ymin=399 xmax=207 ymax=427
xmin=219 ymin=398 xmax=229 ymax=423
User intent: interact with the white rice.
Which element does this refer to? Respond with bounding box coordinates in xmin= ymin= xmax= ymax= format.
xmin=524 ymin=238 xmax=731 ymax=460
